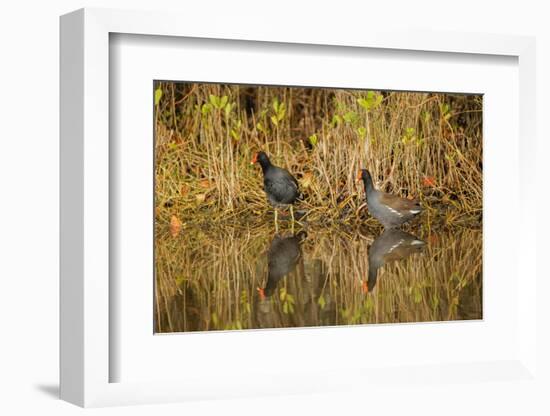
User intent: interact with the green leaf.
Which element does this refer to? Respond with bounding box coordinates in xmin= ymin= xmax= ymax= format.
xmin=413 ymin=288 xmax=422 ymax=304
xmin=357 ymin=98 xmax=369 ymax=110
xmin=422 ymin=111 xmax=431 ymax=122
xmin=220 ymin=95 xmax=228 ymax=109
xmin=272 ymin=97 xmax=280 ymax=113
xmin=270 ymin=115 xmax=279 ymax=126
xmin=283 ymin=302 xmax=289 ymax=314
xmin=224 ymin=102 xmax=233 ymax=118
xmin=308 ymin=134 xmax=318 ymax=147
xmin=343 ymin=111 xmax=358 ymax=125
xmin=276 ymin=102 xmax=286 ymax=120
xmin=358 ymin=91 xmax=382 ymax=111
xmin=201 ymin=103 xmax=212 ymax=115
xmin=209 ymin=94 xmax=220 ymax=108
xmin=334 ymin=99 xmax=345 ymax=113
xmin=318 ymin=295 xmax=326 ymax=310
xmin=154 ymin=88 xmax=163 ymax=106
xmin=440 ymin=103 xmax=451 ymax=120
xmin=401 ymin=127 xmax=416 ymax=144
xmin=357 ymin=126 xmax=367 ymax=139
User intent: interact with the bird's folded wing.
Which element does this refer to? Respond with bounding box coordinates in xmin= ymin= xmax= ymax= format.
xmin=379 ymin=192 xmax=421 ymax=211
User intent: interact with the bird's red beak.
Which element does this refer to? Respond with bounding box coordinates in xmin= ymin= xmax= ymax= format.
xmin=361 ymin=280 xmax=369 ymax=294
xmin=356 ymin=170 xmax=362 ymax=182
xmin=257 ymin=287 xmax=266 ymax=300
xmin=251 ymin=153 xmax=258 ymax=165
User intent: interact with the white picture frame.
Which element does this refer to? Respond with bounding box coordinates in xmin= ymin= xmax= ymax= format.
xmin=60 ymin=7 xmax=538 ymax=408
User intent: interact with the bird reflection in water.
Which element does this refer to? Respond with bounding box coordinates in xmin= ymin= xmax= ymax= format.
xmin=364 ymin=229 xmax=426 ymax=293
xmin=258 ymin=231 xmax=307 ymax=300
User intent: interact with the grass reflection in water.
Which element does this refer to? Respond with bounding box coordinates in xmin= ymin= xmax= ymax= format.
xmin=155 ymin=224 xmax=482 ymax=333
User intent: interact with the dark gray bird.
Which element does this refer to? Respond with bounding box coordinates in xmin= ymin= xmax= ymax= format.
xmin=358 ymin=169 xmax=422 ymax=229
xmin=258 ymin=232 xmax=307 ymax=299
xmin=251 ymin=151 xmax=301 ymax=229
xmin=364 ymin=229 xmax=425 ymax=293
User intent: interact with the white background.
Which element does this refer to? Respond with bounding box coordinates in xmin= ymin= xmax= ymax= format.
xmin=112 ymin=34 xmax=518 ymax=383
xmin=0 ymin=1 xmax=548 ymax=415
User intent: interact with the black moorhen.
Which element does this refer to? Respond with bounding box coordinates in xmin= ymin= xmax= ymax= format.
xmin=251 ymin=151 xmax=301 ymax=229
xmin=358 ymin=169 xmax=422 ymax=229
xmin=258 ymin=231 xmax=307 ymax=300
xmin=364 ymin=229 xmax=425 ymax=293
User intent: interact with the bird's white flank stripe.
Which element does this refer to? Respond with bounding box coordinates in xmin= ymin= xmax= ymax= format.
xmin=388 ymin=239 xmax=405 ymax=253
xmin=386 ymin=206 xmax=403 ymax=217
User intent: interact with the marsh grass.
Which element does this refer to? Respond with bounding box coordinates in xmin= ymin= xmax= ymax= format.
xmin=155 ymin=82 xmax=482 ymax=227
xmin=154 ymin=82 xmax=483 ymax=333
xmin=155 ymin=225 xmax=482 ymax=332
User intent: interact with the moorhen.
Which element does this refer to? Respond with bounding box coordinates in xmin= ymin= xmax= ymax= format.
xmin=258 ymin=231 xmax=307 ymax=300
xmin=358 ymin=169 xmax=422 ymax=229
xmin=364 ymin=229 xmax=426 ymax=293
xmin=251 ymin=151 xmax=301 ymax=229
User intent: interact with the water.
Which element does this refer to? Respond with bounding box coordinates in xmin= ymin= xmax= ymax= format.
xmin=155 ymin=224 xmax=482 ymax=333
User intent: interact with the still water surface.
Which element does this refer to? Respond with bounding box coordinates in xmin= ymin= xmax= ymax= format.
xmin=155 ymin=225 xmax=482 ymax=333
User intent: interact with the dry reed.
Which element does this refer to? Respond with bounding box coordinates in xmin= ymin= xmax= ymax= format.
xmin=155 ymin=82 xmax=482 ymax=228
xmin=155 ymin=225 xmax=481 ymax=332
